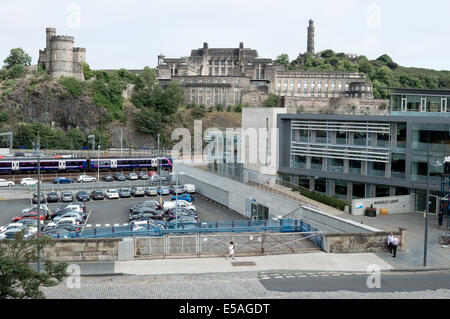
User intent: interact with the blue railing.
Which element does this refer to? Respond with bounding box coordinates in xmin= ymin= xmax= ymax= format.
xmin=50 ymin=219 xmax=323 ymax=249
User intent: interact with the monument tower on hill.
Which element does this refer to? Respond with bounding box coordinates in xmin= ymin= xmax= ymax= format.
xmin=307 ymin=19 xmax=315 ymax=54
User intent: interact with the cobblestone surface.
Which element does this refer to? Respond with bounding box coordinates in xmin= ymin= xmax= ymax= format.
xmin=41 ymin=272 xmax=450 ymax=299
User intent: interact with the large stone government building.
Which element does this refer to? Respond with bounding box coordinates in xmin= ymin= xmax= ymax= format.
xmin=156 ymin=20 xmax=373 ymax=108
xmin=38 ymin=27 xmax=86 ymax=80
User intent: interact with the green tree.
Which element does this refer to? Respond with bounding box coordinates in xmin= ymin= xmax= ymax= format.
xmin=58 ymin=77 xmax=85 ymax=98
xmin=0 ymin=231 xmax=68 ymax=299
xmin=264 ymin=93 xmax=280 ymax=107
xmin=320 ymin=49 xmax=335 ymax=59
xmin=133 ymin=108 xmax=164 ymax=137
xmin=3 ymin=48 xmax=32 ymax=69
xmin=82 ymin=62 xmax=94 ymax=80
xmin=140 ymin=67 xmax=157 ymax=89
xmin=274 ymin=54 xmax=290 ymax=69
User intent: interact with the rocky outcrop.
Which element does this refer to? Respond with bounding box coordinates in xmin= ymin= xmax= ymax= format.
xmin=0 ymin=77 xmax=107 ymax=132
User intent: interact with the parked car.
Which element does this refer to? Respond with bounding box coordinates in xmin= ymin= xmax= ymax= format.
xmin=52 ymin=212 xmax=84 ymax=224
xmin=163 ymin=200 xmax=196 ymax=212
xmin=169 ymin=185 xmax=185 ymax=195
xmin=126 ymin=173 xmax=138 ymax=180
xmin=77 ymin=175 xmax=96 ymax=183
xmin=113 ymin=173 xmax=126 ymax=181
xmin=11 ymin=211 xmax=47 ymax=223
xmin=171 ymin=194 xmax=194 ymax=203
xmin=20 ymin=178 xmax=39 ymax=186
xmin=102 ymin=175 xmax=114 ymax=182
xmin=75 ymin=191 xmax=90 ymax=202
xmin=69 ymin=202 xmax=87 ymax=214
xmin=157 ymin=186 xmax=170 ymax=196
xmin=158 ymin=176 xmax=169 ymax=182
xmin=118 ymin=188 xmax=132 ymax=198
xmin=32 ymin=193 xmax=45 ymax=204
xmin=0 ymin=179 xmax=14 ymax=187
xmin=131 ymin=187 xmax=145 ymax=197
xmin=0 ymin=224 xmax=35 ymax=239
xmin=22 ymin=204 xmax=50 ymax=214
xmin=90 ymin=190 xmax=105 ymax=200
xmin=44 ymin=228 xmax=71 ymax=238
xmin=138 ymin=172 xmax=149 ymax=180
xmin=130 ymin=201 xmax=161 ymax=213
xmin=53 ymin=177 xmax=74 ymax=184
xmin=53 ymin=224 xmax=81 ymax=233
xmin=149 ymin=175 xmax=160 ymax=183
xmin=46 ymin=192 xmax=59 ymax=203
xmin=60 ymin=192 xmax=74 ymax=202
xmin=167 ymin=216 xmax=200 ymax=228
xmin=166 ymin=208 xmax=198 ymax=222
xmin=182 ymin=184 xmax=196 ymax=194
xmin=105 ymin=189 xmax=120 ymax=199
xmin=145 ymin=187 xmax=158 ymax=196
xmin=0 ymin=223 xmax=29 ymax=234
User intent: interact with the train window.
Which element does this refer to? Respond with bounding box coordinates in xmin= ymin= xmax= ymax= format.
xmin=0 ymin=162 xmax=12 ymax=167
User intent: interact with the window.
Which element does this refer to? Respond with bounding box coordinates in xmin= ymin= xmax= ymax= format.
xmin=407 ymin=95 xmax=421 ymax=112
xmin=352 ymin=183 xmax=365 ymax=199
xmin=391 ymin=153 xmax=405 ymax=179
xmin=335 ymin=180 xmax=348 ymax=198
xmin=314 ymin=177 xmax=327 ymax=193
xmin=315 ymin=130 xmax=327 ymax=143
xmin=353 ymin=132 xmax=366 ymax=146
xmin=311 ymin=157 xmax=323 ymax=170
xmin=377 ymin=133 xmax=390 ymax=147
xmin=329 ymin=158 xmax=344 ymax=172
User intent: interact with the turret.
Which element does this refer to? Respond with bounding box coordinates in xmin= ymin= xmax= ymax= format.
xmin=46 ymin=27 xmax=56 ymax=50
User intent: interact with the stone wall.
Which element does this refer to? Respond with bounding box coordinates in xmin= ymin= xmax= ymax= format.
xmin=41 ymin=238 xmax=121 ymax=262
xmin=322 ymin=228 xmax=406 ymax=253
xmin=285 ymin=97 xmax=389 ymax=116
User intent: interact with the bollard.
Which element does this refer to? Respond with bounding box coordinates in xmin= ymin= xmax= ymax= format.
xmin=147 ymin=221 xmax=150 ymax=231
xmin=182 ymin=223 xmax=184 ymax=229
xmin=216 ymin=221 xmax=218 ymax=229
xmin=94 ymin=228 xmax=96 ymax=236
xmin=112 ymin=226 xmax=114 ymax=233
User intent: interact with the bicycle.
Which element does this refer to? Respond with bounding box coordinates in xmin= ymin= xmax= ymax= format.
xmin=437 ymin=232 xmax=450 ymax=245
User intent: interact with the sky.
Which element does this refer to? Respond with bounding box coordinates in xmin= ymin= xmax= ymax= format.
xmin=1 ymin=0 xmax=450 ymax=71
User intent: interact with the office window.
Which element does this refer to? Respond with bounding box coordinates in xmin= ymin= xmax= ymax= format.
xmin=335 ymin=180 xmax=348 ymax=198
xmin=311 ymin=157 xmax=323 ymax=170
xmin=314 ymin=177 xmax=327 ymax=193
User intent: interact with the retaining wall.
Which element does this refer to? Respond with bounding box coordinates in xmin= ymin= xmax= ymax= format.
xmin=322 ymin=228 xmax=406 ymax=253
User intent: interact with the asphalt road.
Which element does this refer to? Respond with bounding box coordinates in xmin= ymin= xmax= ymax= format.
xmin=0 ymin=192 xmax=245 ymax=228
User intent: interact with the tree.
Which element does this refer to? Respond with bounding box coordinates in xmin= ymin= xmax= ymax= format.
xmin=140 ymin=67 xmax=157 ymax=89
xmin=274 ymin=54 xmax=290 ymax=69
xmin=133 ymin=108 xmax=164 ymax=137
xmin=0 ymin=231 xmax=68 ymax=299
xmin=3 ymin=48 xmax=31 ymax=69
xmin=320 ymin=49 xmax=335 ymax=59
xmin=264 ymin=93 xmax=280 ymax=107
xmin=82 ymin=62 xmax=94 ymax=80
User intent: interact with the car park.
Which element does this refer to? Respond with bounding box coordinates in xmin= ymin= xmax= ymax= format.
xmin=126 ymin=173 xmax=138 ymax=180
xmin=157 ymin=186 xmax=170 ymax=196
xmin=46 ymin=192 xmax=59 ymax=203
xmin=102 ymin=175 xmax=114 ymax=182
xmin=32 ymin=193 xmax=46 ymax=204
xmin=60 ymin=192 xmax=74 ymax=202
xmin=113 ymin=173 xmax=126 ymax=181
xmin=53 ymin=177 xmax=74 ymax=184
xmin=90 ymin=190 xmax=105 ymax=200
xmin=138 ymin=172 xmax=149 ymax=180
xmin=20 ymin=178 xmax=39 ymax=186
xmin=105 ymin=189 xmax=120 ymax=199
xmin=131 ymin=187 xmax=145 ymax=197
xmin=182 ymin=184 xmax=196 ymax=194
xmin=77 ymin=175 xmax=96 ymax=183
xmin=0 ymin=179 xmax=14 ymax=187
xmin=119 ymin=188 xmax=132 ymax=198
xmin=171 ymin=194 xmax=194 ymax=203
xmin=145 ymin=187 xmax=158 ymax=196
xmin=75 ymin=191 xmax=90 ymax=202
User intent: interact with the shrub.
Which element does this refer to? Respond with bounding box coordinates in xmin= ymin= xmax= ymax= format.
xmin=191 ymin=106 xmax=206 ymax=119
xmin=216 ymin=104 xmax=223 ymax=112
xmin=293 ymin=188 xmax=349 ymax=212
xmin=234 ymin=105 xmax=242 ymax=113
xmin=58 ymin=77 xmax=85 ymax=98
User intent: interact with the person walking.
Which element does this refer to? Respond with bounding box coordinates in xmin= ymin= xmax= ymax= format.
xmin=387 ymin=232 xmax=394 ymax=254
xmin=392 ymin=235 xmax=399 ymax=258
xmin=226 ymin=241 xmax=235 ymax=260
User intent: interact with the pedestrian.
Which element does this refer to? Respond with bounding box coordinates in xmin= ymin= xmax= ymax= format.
xmin=226 ymin=241 xmax=235 ymax=260
xmin=392 ymin=235 xmax=399 ymax=258
xmin=387 ymin=232 xmax=394 ymax=254
xmin=438 ymin=212 xmax=444 ymax=227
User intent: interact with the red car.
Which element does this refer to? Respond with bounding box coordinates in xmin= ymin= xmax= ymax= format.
xmin=12 ymin=210 xmax=48 ymax=223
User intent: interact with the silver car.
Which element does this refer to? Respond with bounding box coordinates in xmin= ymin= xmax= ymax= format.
xmin=144 ymin=187 xmax=158 ymax=196
xmin=131 ymin=187 xmax=145 ymax=197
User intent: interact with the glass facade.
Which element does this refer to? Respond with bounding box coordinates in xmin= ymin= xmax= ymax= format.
xmin=335 ymin=180 xmax=348 ymax=198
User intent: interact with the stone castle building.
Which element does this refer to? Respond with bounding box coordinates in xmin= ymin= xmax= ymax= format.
xmin=38 ymin=27 xmax=86 ymax=80
xmin=156 ymin=21 xmax=373 ymax=109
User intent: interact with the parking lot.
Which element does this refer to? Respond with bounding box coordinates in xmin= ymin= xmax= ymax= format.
xmin=0 ymin=189 xmax=245 ymax=231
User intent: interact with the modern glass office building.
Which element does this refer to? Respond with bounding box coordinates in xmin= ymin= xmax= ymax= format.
xmin=277 ymin=88 xmax=450 ymax=213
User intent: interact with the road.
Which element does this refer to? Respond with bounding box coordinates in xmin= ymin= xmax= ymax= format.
xmin=40 ymin=270 xmax=450 ymax=299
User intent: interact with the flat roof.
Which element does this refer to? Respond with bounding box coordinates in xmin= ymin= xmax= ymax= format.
xmin=379 ymin=87 xmax=450 ymax=95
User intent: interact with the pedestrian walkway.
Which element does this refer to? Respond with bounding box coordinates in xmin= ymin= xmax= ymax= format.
xmin=113 ymin=252 xmax=393 ymax=276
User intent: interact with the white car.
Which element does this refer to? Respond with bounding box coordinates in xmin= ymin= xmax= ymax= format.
xmin=0 ymin=179 xmax=14 ymax=187
xmin=63 ymin=204 xmax=84 ymax=214
xmin=22 ymin=204 xmax=50 ymax=214
xmin=47 ymin=218 xmax=80 ymax=228
xmin=105 ymin=189 xmax=120 ymax=199
xmin=183 ymin=184 xmax=196 ymax=194
xmin=20 ymin=178 xmax=39 ymax=186
xmin=163 ymin=200 xmax=196 ymax=212
xmin=0 ymin=223 xmax=35 ymax=239
xmin=77 ymin=175 xmax=97 ymax=183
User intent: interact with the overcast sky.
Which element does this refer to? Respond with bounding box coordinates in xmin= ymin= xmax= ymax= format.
xmin=1 ymin=0 xmax=449 ymax=71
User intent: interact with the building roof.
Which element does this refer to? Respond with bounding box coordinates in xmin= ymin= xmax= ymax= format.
xmin=380 ymin=87 xmax=450 ymax=95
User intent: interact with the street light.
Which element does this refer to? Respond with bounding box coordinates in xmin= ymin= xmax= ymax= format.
xmin=36 ymin=132 xmax=42 ymax=273
xmin=97 ymin=145 xmax=100 ymax=181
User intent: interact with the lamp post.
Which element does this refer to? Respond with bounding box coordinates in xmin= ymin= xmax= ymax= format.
xmin=97 ymin=145 xmax=100 ymax=181
xmin=36 ymin=132 xmax=41 ymax=273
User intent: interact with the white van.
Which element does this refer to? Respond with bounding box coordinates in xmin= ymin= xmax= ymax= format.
xmin=183 ymin=184 xmax=196 ymax=194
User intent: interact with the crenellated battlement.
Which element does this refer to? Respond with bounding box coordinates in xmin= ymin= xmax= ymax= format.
xmin=73 ymin=47 xmax=86 ymax=52
xmin=51 ymin=35 xmax=75 ymax=42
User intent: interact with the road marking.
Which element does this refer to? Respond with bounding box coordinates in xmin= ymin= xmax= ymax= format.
xmin=274 ymin=276 xmax=284 ymax=279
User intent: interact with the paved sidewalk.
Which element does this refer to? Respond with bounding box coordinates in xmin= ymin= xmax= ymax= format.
xmin=114 ymin=252 xmax=393 ymax=276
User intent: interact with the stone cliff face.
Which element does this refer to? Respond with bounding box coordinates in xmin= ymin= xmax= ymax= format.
xmin=0 ymin=77 xmax=107 ymax=132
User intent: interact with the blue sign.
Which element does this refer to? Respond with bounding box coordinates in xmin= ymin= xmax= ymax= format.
xmin=82 ymin=147 xmax=90 ymax=150
xmin=19 ymin=146 xmax=27 ymax=149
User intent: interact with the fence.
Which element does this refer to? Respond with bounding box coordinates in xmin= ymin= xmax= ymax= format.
xmin=134 ymin=231 xmax=322 ymax=259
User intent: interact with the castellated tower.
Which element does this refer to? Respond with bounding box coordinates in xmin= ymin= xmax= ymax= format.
xmin=38 ymin=27 xmax=86 ymax=81
xmin=307 ymin=19 xmax=315 ymax=54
